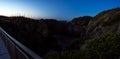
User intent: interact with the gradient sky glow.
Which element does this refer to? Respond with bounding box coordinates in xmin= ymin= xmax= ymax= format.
xmin=0 ymin=0 xmax=120 ymax=20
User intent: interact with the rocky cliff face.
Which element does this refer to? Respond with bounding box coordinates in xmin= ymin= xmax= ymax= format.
xmin=86 ymin=8 xmax=120 ymax=37
xmin=68 ymin=16 xmax=92 ymax=36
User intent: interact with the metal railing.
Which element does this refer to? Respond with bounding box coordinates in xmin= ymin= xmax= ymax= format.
xmin=0 ymin=27 xmax=43 ymax=59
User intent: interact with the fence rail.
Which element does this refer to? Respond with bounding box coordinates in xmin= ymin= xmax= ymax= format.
xmin=0 ymin=27 xmax=42 ymax=59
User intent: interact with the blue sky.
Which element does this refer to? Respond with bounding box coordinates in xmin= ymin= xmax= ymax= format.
xmin=0 ymin=0 xmax=120 ymax=20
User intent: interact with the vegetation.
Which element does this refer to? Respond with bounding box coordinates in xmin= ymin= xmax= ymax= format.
xmin=44 ymin=50 xmax=82 ymax=59
xmin=84 ymin=33 xmax=120 ymax=59
xmin=45 ymin=33 xmax=120 ymax=59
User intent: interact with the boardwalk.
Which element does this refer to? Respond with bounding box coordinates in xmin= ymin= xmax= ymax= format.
xmin=0 ymin=37 xmax=10 ymax=59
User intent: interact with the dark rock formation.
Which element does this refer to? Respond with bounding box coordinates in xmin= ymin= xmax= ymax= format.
xmin=68 ymin=16 xmax=92 ymax=36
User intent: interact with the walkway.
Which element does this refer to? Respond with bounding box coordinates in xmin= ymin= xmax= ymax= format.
xmin=0 ymin=37 xmax=10 ymax=59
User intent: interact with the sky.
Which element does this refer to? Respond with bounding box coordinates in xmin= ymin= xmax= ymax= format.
xmin=0 ymin=0 xmax=120 ymax=20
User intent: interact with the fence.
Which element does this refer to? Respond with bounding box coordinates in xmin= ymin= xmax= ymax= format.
xmin=0 ymin=27 xmax=42 ymax=59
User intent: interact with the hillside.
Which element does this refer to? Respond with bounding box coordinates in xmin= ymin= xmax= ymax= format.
xmin=0 ymin=16 xmax=92 ymax=57
xmin=45 ymin=8 xmax=120 ymax=59
xmin=87 ymin=8 xmax=120 ymax=37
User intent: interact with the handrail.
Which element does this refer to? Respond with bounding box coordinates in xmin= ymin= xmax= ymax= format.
xmin=0 ymin=27 xmax=43 ymax=59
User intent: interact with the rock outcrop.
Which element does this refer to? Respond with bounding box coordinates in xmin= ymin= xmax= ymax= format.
xmin=68 ymin=16 xmax=92 ymax=36
xmin=86 ymin=8 xmax=120 ymax=37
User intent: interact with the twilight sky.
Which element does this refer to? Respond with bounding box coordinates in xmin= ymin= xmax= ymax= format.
xmin=0 ymin=0 xmax=120 ymax=20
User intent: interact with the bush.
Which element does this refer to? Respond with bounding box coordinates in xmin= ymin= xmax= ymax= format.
xmin=84 ymin=33 xmax=120 ymax=59
xmin=44 ymin=50 xmax=83 ymax=59
xmin=45 ymin=33 xmax=120 ymax=59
